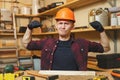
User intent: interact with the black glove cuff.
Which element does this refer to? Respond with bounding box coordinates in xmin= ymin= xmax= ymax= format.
xmin=28 ymin=24 xmax=33 ymax=30
xmin=90 ymin=21 xmax=104 ymax=32
xmin=98 ymin=27 xmax=104 ymax=32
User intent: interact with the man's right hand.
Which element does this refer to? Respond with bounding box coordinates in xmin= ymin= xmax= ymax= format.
xmin=28 ymin=20 xmax=42 ymax=30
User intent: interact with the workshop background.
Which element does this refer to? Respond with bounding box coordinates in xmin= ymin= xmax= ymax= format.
xmin=0 ymin=0 xmax=120 ymax=71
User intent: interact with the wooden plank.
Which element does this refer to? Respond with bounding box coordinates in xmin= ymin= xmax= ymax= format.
xmin=0 ymin=51 xmax=17 ymax=58
xmin=26 ymin=70 xmax=49 ymax=79
xmin=39 ymin=70 xmax=96 ymax=76
xmin=1 ymin=26 xmax=120 ymax=36
xmin=0 ymin=58 xmax=17 ymax=63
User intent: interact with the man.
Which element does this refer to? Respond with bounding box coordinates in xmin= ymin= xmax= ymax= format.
xmin=22 ymin=8 xmax=110 ymax=70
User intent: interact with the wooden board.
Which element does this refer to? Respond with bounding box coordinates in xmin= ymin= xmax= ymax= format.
xmin=39 ymin=70 xmax=96 ymax=76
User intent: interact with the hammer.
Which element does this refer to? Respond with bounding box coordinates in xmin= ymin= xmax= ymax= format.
xmin=26 ymin=70 xmax=58 ymax=80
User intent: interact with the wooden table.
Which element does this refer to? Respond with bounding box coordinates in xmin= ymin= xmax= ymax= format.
xmin=15 ymin=70 xmax=114 ymax=80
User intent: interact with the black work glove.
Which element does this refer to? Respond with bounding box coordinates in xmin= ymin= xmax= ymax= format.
xmin=28 ymin=20 xmax=42 ymax=30
xmin=89 ymin=21 xmax=104 ymax=32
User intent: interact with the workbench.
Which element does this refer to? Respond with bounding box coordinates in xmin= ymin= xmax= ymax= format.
xmin=15 ymin=70 xmax=114 ymax=80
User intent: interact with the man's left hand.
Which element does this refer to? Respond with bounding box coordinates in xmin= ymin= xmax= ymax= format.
xmin=90 ymin=21 xmax=104 ymax=32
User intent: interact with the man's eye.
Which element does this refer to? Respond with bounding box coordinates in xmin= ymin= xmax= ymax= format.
xmin=65 ymin=23 xmax=69 ymax=25
xmin=58 ymin=23 xmax=63 ymax=25
xmin=58 ymin=22 xmax=70 ymax=25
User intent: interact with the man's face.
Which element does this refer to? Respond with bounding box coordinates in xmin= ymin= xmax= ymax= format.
xmin=56 ymin=20 xmax=74 ymax=37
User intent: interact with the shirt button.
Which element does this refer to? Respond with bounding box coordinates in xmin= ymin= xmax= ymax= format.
xmin=56 ymin=41 xmax=59 ymax=43
xmin=51 ymin=53 xmax=53 ymax=55
xmin=55 ymin=45 xmax=57 ymax=47
xmin=45 ymin=49 xmax=48 ymax=51
xmin=50 ymin=61 xmax=52 ymax=63
xmin=81 ymin=48 xmax=84 ymax=51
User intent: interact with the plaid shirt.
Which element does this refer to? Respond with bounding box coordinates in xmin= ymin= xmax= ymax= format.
xmin=27 ymin=37 xmax=104 ymax=70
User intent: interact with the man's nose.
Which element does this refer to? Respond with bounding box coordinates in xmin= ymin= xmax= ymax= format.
xmin=61 ymin=24 xmax=66 ymax=28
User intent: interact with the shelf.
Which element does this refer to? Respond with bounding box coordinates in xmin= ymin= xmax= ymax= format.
xmin=15 ymin=0 xmax=106 ymax=17
xmin=71 ymin=26 xmax=120 ymax=33
xmin=0 ymin=20 xmax=12 ymax=22
xmin=0 ymin=54 xmax=17 ymax=59
xmin=19 ymin=56 xmax=32 ymax=59
xmin=0 ymin=29 xmax=14 ymax=32
xmin=18 ymin=26 xmax=120 ymax=36
xmin=15 ymin=14 xmax=37 ymax=18
xmin=0 ymin=26 xmax=120 ymax=36
xmin=0 ymin=33 xmax=14 ymax=36
xmin=0 ymin=47 xmax=17 ymax=51
xmin=0 ymin=63 xmax=18 ymax=69
xmin=0 ymin=58 xmax=18 ymax=63
xmin=20 ymin=61 xmax=33 ymax=66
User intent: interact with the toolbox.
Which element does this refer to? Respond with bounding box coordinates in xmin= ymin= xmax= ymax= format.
xmin=97 ymin=53 xmax=120 ymax=68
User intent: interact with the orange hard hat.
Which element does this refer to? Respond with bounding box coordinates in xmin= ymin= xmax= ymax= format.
xmin=55 ymin=8 xmax=75 ymax=22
